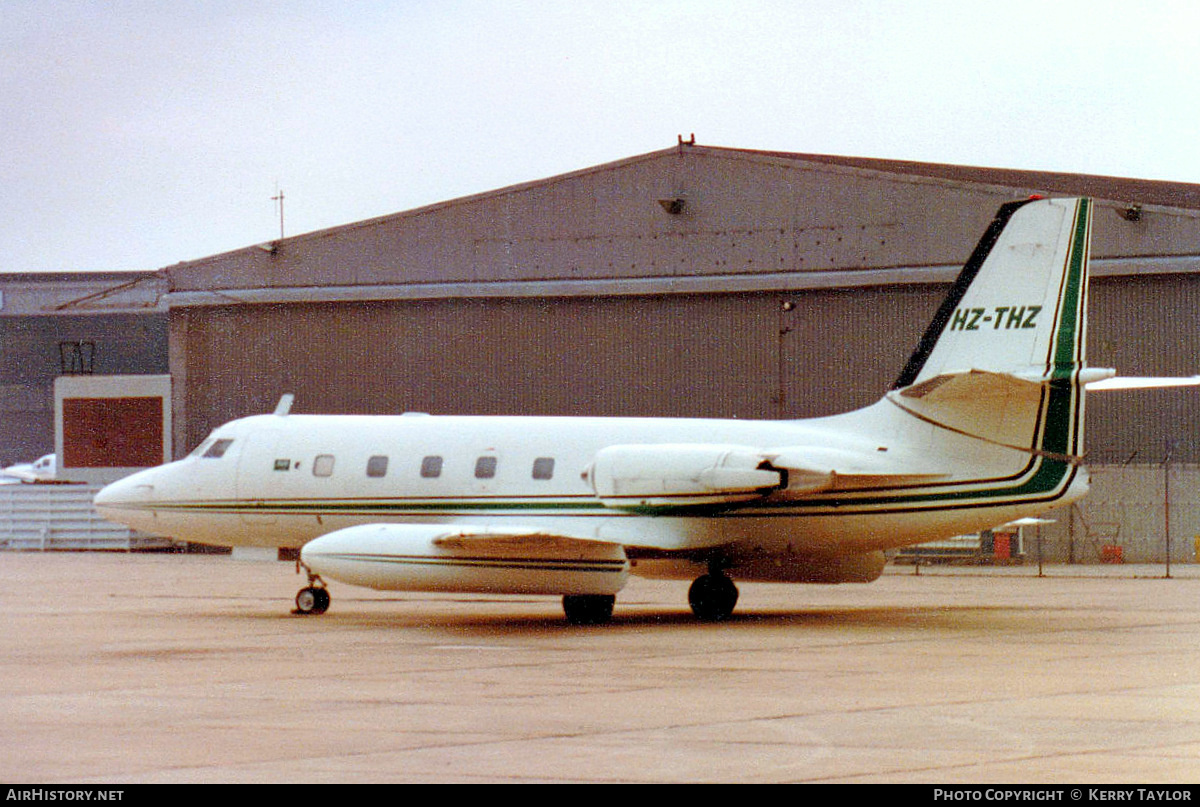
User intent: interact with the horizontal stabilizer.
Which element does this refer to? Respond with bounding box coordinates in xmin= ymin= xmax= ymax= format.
xmin=899 ymin=367 xmax=1116 ymax=401
xmin=1086 ymin=375 xmax=1200 ymax=391
xmin=890 ymin=368 xmax=1073 ymax=457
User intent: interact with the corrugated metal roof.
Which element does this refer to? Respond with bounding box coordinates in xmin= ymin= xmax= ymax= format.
xmin=162 ymin=143 xmax=1200 ymax=276
xmin=0 ymin=271 xmax=166 ymax=316
xmin=712 ymin=146 xmax=1200 ymax=211
xmin=160 ymin=142 xmax=1200 ymax=304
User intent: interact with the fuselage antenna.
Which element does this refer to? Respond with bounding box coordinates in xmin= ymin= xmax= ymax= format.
xmin=274 ymin=394 xmax=295 ymax=416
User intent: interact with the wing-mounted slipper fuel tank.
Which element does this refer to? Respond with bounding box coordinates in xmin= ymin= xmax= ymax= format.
xmin=301 ymin=523 xmax=630 ymax=596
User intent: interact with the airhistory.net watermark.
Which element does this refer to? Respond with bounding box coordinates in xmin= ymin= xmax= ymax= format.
xmin=6 ymin=791 xmax=124 ymax=802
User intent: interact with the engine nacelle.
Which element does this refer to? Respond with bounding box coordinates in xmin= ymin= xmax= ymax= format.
xmin=588 ymin=444 xmax=782 ymax=508
xmin=301 ymin=523 xmax=629 ymax=596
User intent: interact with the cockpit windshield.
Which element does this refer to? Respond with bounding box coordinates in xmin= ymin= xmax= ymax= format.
xmin=202 ymin=439 xmax=234 ymax=459
xmin=189 ymin=437 xmax=235 ymax=459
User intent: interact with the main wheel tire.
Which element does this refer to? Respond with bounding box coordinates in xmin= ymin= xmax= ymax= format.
xmin=295 ymin=586 xmax=330 ymax=615
xmin=562 ymin=594 xmax=615 ymax=625
xmin=688 ymin=574 xmax=739 ymax=621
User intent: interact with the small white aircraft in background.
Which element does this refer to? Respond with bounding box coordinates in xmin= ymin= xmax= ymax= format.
xmin=96 ymin=197 xmax=1172 ymax=624
xmin=1 ymin=454 xmax=57 ymax=485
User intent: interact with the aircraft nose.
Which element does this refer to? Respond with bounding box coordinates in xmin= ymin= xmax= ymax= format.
xmin=94 ymin=469 xmax=169 ymax=535
xmin=94 ymin=472 xmax=156 ymax=509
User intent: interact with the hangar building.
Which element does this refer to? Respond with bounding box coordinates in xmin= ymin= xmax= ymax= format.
xmin=0 ymin=272 xmax=167 ymax=465
xmin=161 ymin=142 xmax=1200 ymax=563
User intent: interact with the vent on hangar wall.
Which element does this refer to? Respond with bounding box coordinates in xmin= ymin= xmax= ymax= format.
xmin=58 ymin=341 xmax=96 ymax=374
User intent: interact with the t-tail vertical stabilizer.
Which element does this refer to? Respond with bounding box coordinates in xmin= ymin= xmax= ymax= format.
xmin=885 ymin=197 xmax=1101 ymax=508
xmin=895 ymin=197 xmax=1095 ymax=391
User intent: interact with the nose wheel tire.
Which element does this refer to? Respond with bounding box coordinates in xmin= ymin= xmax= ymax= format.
xmin=688 ymin=573 xmax=739 ymax=621
xmin=295 ymin=586 xmax=330 ymax=615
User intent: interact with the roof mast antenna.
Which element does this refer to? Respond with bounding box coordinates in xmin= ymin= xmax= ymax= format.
xmin=271 ymin=186 xmax=285 ymax=241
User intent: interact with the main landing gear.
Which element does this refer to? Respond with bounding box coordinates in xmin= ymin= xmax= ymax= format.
xmin=688 ymin=570 xmax=739 ymax=622
xmin=562 ymin=594 xmax=616 ymax=625
xmin=294 ymin=561 xmax=330 ymax=615
xmin=560 ymin=568 xmax=740 ymax=625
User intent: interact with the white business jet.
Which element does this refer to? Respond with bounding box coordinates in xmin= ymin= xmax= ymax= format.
xmin=97 ymin=196 xmax=1118 ymax=624
xmin=1 ymin=454 xmax=57 ymax=485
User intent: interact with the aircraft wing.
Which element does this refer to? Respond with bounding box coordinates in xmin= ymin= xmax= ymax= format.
xmin=0 ymin=465 xmax=38 ymax=483
xmin=0 ymin=467 xmax=61 ymax=484
xmin=429 ymin=525 xmax=622 ymax=553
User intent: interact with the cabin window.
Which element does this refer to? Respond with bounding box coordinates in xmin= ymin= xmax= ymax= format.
xmin=366 ymin=455 xmax=388 ymax=478
xmin=532 ymin=457 xmax=555 ymax=480
xmin=313 ymin=454 xmax=336 ymax=477
xmin=202 ymin=439 xmax=234 ymax=459
xmin=420 ymin=455 xmax=443 ymax=478
xmin=474 ymin=456 xmax=497 ymax=479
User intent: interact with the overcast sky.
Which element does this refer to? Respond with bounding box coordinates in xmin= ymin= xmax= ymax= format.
xmin=3 ymin=0 xmax=1199 ymax=273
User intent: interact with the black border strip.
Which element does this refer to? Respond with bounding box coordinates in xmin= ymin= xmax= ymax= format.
xmin=892 ymin=198 xmax=1038 ymax=389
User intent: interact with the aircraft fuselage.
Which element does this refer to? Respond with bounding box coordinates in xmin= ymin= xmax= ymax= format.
xmin=95 ymin=403 xmax=1086 ymax=582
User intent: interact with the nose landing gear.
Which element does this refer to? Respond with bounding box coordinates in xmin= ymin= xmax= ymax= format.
xmin=294 ymin=585 xmax=330 ymax=615
xmin=294 ymin=560 xmax=330 ymax=615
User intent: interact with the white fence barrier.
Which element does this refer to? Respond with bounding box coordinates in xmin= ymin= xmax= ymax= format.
xmin=0 ymin=483 xmax=177 ymax=551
